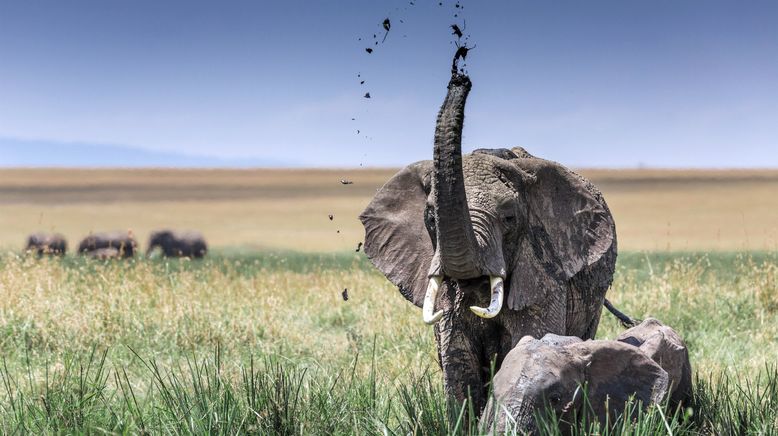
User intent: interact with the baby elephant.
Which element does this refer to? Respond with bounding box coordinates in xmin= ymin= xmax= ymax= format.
xmin=481 ymin=318 xmax=692 ymax=434
xmin=78 ymin=231 xmax=137 ymax=259
xmin=147 ymin=230 xmax=207 ymax=258
xmin=26 ymin=233 xmax=67 ymax=256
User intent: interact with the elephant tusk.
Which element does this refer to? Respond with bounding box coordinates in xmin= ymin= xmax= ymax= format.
xmin=422 ymin=276 xmax=444 ymax=325
xmin=470 ymin=276 xmax=504 ymax=319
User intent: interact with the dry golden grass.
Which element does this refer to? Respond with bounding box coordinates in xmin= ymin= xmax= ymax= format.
xmin=1 ymin=168 xmax=777 ymax=252
xmin=587 ymin=169 xmax=778 ymax=252
xmin=0 ymin=255 xmax=431 ymax=379
xmin=0 ymin=253 xmax=774 ymax=380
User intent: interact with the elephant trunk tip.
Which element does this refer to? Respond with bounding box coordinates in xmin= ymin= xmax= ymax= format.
xmin=448 ymin=72 xmax=471 ymax=90
xmin=450 ymin=43 xmax=475 ymax=80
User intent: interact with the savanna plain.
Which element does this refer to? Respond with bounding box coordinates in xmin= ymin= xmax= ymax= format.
xmin=0 ymin=168 xmax=776 ymax=434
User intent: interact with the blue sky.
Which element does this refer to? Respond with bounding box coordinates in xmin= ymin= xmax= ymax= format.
xmin=1 ymin=0 xmax=776 ymax=167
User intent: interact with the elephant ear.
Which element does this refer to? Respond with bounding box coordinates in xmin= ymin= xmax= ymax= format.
xmin=574 ymin=341 xmax=669 ymax=423
xmin=359 ymin=161 xmax=434 ymax=307
xmin=513 ymin=155 xmax=616 ymax=280
xmin=506 ymin=153 xmax=615 ymax=311
xmin=617 ymin=318 xmax=693 ymax=406
xmin=508 ymin=232 xmax=568 ymax=312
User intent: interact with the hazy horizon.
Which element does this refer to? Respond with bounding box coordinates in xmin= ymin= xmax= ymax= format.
xmin=3 ymin=136 xmax=778 ymax=170
xmin=2 ymin=0 xmax=777 ymax=168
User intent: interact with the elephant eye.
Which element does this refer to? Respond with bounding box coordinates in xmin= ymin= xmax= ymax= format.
xmin=503 ymin=214 xmax=516 ymax=225
xmin=424 ymin=204 xmax=437 ymax=232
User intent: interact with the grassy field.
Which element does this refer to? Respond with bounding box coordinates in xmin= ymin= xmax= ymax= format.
xmin=1 ymin=168 xmax=777 ymax=252
xmin=0 ymin=168 xmax=776 ymax=433
xmin=0 ymin=252 xmax=775 ymax=434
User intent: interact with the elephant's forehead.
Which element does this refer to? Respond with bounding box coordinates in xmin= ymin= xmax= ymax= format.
xmin=462 ymin=154 xmax=498 ymax=176
xmin=461 ymin=155 xmax=517 ymax=202
xmin=496 ymin=344 xmax=574 ymax=395
xmin=509 ymin=341 xmax=571 ymax=370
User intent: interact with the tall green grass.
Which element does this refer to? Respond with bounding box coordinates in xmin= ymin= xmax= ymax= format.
xmin=0 ymin=250 xmax=775 ymax=434
xmin=0 ymin=347 xmax=775 ymax=434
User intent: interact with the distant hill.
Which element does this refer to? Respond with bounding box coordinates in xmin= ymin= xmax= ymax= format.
xmin=0 ymin=138 xmax=287 ymax=168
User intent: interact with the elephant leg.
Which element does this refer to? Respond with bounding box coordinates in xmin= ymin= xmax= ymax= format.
xmin=567 ymin=245 xmax=616 ymax=339
xmin=580 ymin=300 xmax=605 ymax=340
xmin=504 ymin=287 xmax=568 ymax=350
xmin=567 ymin=279 xmax=608 ymax=339
xmin=434 ymin=315 xmax=489 ymax=414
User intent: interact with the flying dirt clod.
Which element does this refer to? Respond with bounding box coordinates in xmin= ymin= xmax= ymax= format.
xmin=451 ymin=24 xmax=463 ymax=38
xmin=451 ymin=43 xmax=473 ymax=75
xmin=382 ymin=18 xmax=391 ymax=43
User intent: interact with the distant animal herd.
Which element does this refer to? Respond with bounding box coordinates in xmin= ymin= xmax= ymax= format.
xmin=25 ymin=230 xmax=207 ymax=259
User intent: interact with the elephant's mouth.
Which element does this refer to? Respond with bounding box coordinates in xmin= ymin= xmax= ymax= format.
xmin=422 ymin=274 xmax=505 ymax=324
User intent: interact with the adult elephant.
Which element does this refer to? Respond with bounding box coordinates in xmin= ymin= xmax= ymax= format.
xmin=146 ymin=230 xmax=207 ymax=258
xmin=78 ymin=231 xmax=137 ymax=259
xmin=359 ymin=73 xmax=617 ymax=412
xmin=26 ymin=232 xmax=67 ymax=256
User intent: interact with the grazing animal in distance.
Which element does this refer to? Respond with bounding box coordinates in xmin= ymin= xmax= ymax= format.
xmin=146 ymin=230 xmax=207 ymax=259
xmin=78 ymin=231 xmax=137 ymax=259
xmin=26 ymin=232 xmax=67 ymax=256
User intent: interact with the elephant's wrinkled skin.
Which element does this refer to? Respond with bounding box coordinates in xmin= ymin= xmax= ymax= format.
xmin=360 ymin=72 xmax=617 ymax=412
xmin=26 ymin=232 xmax=67 ymax=256
xmin=481 ymin=318 xmax=692 ymax=433
xmin=147 ymin=230 xmax=207 ymax=258
xmin=78 ymin=231 xmax=137 ymax=258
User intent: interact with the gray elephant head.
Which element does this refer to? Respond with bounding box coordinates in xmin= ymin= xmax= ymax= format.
xmin=481 ymin=334 xmax=670 ymax=434
xmin=359 ymin=73 xmax=616 ymax=324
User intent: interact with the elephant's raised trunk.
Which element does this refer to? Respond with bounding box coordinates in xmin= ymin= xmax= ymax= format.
xmin=432 ymin=73 xmax=481 ymax=280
